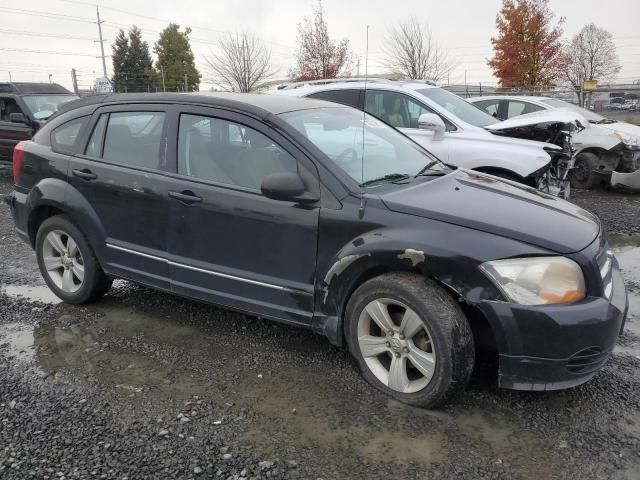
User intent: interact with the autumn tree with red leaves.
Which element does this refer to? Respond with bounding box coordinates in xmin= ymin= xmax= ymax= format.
xmin=290 ymin=0 xmax=352 ymax=81
xmin=488 ymin=0 xmax=565 ymax=88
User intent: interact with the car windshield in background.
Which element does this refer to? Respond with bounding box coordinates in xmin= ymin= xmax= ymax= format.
xmin=416 ymin=88 xmax=497 ymax=127
xmin=541 ymin=98 xmax=610 ymax=123
xmin=279 ymin=107 xmax=444 ymax=186
xmin=22 ymin=95 xmax=79 ymax=120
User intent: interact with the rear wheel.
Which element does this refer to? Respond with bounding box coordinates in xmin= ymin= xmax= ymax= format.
xmin=35 ymin=215 xmax=111 ymax=304
xmin=344 ymin=273 xmax=474 ymax=408
xmin=570 ymin=152 xmax=600 ymax=189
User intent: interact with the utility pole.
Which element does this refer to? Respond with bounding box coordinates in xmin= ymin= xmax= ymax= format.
xmin=71 ymin=69 xmax=79 ymax=95
xmin=95 ymin=6 xmax=108 ymax=78
xmin=48 ymin=74 xmax=53 ymax=84
xmin=160 ymin=65 xmax=166 ymax=92
xmin=184 ymin=72 xmax=188 ymax=92
xmin=8 ymin=71 xmax=11 ymax=82
xmin=356 ymin=55 xmax=361 ymax=77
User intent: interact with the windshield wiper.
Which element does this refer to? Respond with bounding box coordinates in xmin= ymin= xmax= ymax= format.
xmin=361 ymin=173 xmax=411 ymax=186
xmin=415 ymin=160 xmax=442 ymax=176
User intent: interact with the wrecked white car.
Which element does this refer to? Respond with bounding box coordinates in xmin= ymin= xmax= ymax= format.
xmin=470 ymin=95 xmax=640 ymax=191
xmin=278 ymin=80 xmax=586 ymax=199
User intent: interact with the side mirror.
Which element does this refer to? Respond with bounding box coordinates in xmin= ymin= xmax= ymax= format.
xmin=418 ymin=113 xmax=446 ymax=140
xmin=261 ymin=172 xmax=319 ymax=204
xmin=9 ymin=113 xmax=28 ymax=124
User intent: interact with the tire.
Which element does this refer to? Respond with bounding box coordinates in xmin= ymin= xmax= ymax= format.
xmin=344 ymin=272 xmax=474 ymax=408
xmin=570 ymin=152 xmax=600 ymax=189
xmin=35 ymin=215 xmax=111 ymax=304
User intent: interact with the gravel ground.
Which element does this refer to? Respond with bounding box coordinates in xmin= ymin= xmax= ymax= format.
xmin=1 ymin=165 xmax=639 ymax=480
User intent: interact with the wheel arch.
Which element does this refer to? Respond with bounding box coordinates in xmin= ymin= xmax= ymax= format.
xmin=26 ymin=179 xmax=107 ymax=263
xmin=313 ymin=235 xmax=504 ymax=350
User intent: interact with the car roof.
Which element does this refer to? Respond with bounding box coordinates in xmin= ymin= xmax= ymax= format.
xmin=54 ymin=92 xmax=343 ymax=118
xmin=277 ymin=79 xmax=438 ymax=96
xmin=468 ymin=95 xmax=553 ymax=103
xmin=0 ymin=82 xmax=73 ymax=95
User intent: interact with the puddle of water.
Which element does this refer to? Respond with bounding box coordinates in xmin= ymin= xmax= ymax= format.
xmin=610 ymin=235 xmax=640 ymax=286
xmin=235 ymin=368 xmax=447 ymax=471
xmin=2 ymin=284 xmax=62 ymax=304
xmin=0 ymin=322 xmax=36 ymax=362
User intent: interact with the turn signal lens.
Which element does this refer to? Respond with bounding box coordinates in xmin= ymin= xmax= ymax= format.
xmin=480 ymin=257 xmax=586 ymax=305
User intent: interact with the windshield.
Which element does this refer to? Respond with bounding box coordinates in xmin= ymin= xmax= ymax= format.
xmin=541 ymin=98 xmax=609 ymax=123
xmin=279 ymin=107 xmax=444 ymax=186
xmin=22 ymin=95 xmax=78 ymax=120
xmin=416 ymin=88 xmax=497 ymax=127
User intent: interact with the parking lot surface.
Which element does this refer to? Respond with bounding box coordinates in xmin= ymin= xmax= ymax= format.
xmin=1 ymin=165 xmax=639 ymax=480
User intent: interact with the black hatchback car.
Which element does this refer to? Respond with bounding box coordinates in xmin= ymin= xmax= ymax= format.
xmin=5 ymin=93 xmax=628 ymax=407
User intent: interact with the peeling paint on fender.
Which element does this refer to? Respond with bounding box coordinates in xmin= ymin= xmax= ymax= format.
xmin=324 ymin=253 xmax=371 ymax=286
xmin=398 ymin=249 xmax=426 ymax=267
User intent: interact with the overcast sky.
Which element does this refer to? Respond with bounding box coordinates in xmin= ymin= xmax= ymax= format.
xmin=1 ymin=0 xmax=639 ymax=91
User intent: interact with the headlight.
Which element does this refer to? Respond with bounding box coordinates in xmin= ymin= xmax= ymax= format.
xmin=614 ymin=131 xmax=640 ymax=149
xmin=480 ymin=257 xmax=585 ymax=305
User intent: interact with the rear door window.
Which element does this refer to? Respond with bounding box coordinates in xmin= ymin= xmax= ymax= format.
xmin=85 ymin=111 xmax=165 ymax=169
xmin=308 ymin=89 xmax=360 ymax=108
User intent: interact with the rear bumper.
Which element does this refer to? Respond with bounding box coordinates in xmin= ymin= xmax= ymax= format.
xmin=3 ymin=190 xmax=30 ymax=245
xmin=479 ymin=264 xmax=628 ymax=391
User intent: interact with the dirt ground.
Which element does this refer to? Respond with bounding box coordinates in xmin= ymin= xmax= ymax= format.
xmin=1 ymin=165 xmax=639 ymax=480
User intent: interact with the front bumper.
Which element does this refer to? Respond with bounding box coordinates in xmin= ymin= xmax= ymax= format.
xmin=611 ymin=149 xmax=640 ymax=191
xmin=611 ymin=169 xmax=640 ymax=191
xmin=478 ymin=264 xmax=628 ymax=391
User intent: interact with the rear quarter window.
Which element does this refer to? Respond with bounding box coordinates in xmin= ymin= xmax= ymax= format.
xmin=50 ymin=116 xmax=89 ymax=155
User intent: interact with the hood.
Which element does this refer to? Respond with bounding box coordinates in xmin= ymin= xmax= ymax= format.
xmin=596 ymin=119 xmax=640 ymax=137
xmin=381 ymin=169 xmax=599 ymax=254
xmin=486 ymin=108 xmax=590 ymax=132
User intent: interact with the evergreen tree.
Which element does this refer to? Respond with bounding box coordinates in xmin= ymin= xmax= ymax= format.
xmin=154 ymin=24 xmax=201 ymax=92
xmin=111 ymin=26 xmax=156 ymax=93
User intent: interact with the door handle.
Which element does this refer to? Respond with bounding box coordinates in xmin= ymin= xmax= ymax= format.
xmin=168 ymin=190 xmax=202 ymax=204
xmin=72 ymin=168 xmax=97 ymax=180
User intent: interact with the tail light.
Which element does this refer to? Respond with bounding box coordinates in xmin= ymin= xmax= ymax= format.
xmin=12 ymin=141 xmax=26 ymax=185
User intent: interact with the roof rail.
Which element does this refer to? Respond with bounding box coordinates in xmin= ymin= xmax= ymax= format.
xmin=278 ymin=77 xmax=436 ymax=90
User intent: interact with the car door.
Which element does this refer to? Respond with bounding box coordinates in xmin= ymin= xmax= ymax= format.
xmin=67 ymin=105 xmax=172 ymax=289
xmin=165 ymin=106 xmax=320 ymax=325
xmin=0 ymin=96 xmax=33 ymax=161
xmin=364 ymin=89 xmax=451 ymax=161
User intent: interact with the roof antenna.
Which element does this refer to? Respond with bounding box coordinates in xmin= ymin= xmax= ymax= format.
xmin=358 ymin=25 xmax=369 ymax=220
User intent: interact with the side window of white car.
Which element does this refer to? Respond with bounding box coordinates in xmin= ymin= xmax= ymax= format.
xmin=474 ymin=99 xmax=501 ymax=118
xmin=364 ymin=90 xmax=456 ymax=131
xmin=506 ymin=101 xmax=544 ymax=119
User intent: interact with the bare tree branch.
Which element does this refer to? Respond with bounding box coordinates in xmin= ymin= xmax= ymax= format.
xmin=382 ymin=17 xmax=454 ymax=83
xmin=560 ymin=23 xmax=621 ymax=106
xmin=204 ymin=30 xmax=275 ymax=92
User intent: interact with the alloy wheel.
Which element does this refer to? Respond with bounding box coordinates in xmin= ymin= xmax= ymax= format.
xmin=357 ymin=298 xmax=436 ymax=394
xmin=41 ymin=229 xmax=85 ymax=293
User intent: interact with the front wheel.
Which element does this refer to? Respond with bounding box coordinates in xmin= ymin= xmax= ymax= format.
xmin=570 ymin=152 xmax=600 ymax=189
xmin=344 ymin=273 xmax=474 ymax=408
xmin=35 ymin=215 xmax=112 ymax=304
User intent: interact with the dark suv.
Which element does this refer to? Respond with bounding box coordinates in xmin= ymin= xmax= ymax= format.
xmin=5 ymin=93 xmax=628 ymax=407
xmin=0 ymin=82 xmax=78 ymax=162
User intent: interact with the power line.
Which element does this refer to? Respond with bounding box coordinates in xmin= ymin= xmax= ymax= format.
xmin=0 ymin=28 xmax=96 ymax=41
xmin=0 ymin=47 xmax=95 ymax=56
xmin=0 ymin=7 xmax=93 ymax=23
